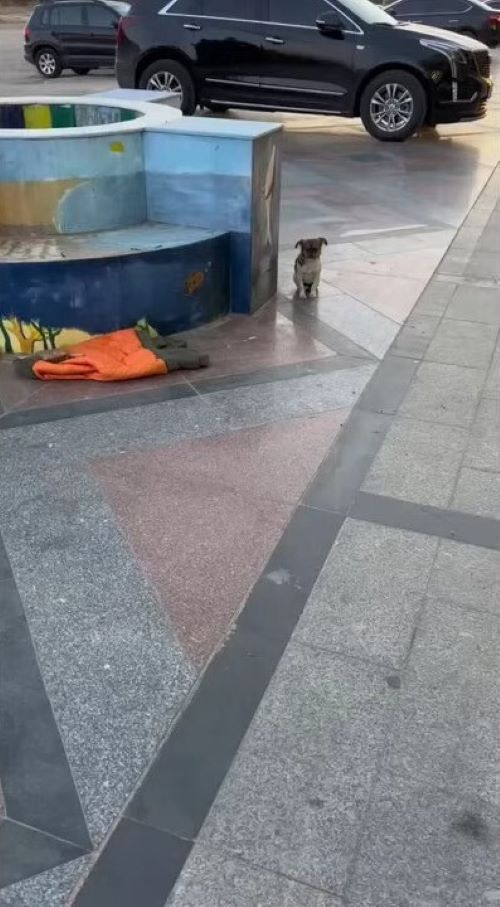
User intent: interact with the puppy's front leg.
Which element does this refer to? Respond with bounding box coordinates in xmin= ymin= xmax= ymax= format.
xmin=311 ymin=275 xmax=320 ymax=298
xmin=297 ymin=276 xmax=307 ymax=299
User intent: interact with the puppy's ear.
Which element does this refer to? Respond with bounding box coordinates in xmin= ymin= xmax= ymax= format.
xmin=319 ymin=237 xmax=328 ymax=246
xmin=295 ymin=239 xmax=304 ymax=249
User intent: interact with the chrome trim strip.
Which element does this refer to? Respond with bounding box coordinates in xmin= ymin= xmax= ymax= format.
xmin=205 ymin=99 xmax=343 ymax=114
xmin=205 ymin=77 xmax=345 ymax=96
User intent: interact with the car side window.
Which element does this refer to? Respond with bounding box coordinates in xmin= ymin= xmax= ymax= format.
xmin=168 ymin=0 xmax=204 ymax=12
xmin=86 ymin=4 xmax=117 ymax=25
xmin=49 ymin=4 xmax=85 ymax=25
xmin=268 ymin=0 xmax=350 ymax=26
xmin=169 ymin=0 xmax=262 ymax=16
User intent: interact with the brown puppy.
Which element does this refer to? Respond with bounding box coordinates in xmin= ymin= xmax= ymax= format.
xmin=293 ymin=238 xmax=328 ymax=299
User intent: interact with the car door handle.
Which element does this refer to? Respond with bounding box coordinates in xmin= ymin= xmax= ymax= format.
xmin=449 ymin=18 xmax=459 ymax=22
xmin=265 ymin=35 xmax=284 ymax=44
xmin=184 ymin=22 xmax=201 ymax=30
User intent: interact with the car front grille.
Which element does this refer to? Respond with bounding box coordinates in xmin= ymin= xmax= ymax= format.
xmin=474 ymin=50 xmax=491 ymax=78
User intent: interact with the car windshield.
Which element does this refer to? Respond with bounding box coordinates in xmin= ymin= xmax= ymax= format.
xmin=337 ymin=0 xmax=397 ymax=24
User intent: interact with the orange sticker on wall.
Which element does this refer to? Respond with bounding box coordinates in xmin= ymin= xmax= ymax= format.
xmin=185 ymin=271 xmax=205 ymax=295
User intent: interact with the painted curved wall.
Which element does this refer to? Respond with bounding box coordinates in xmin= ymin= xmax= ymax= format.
xmin=0 ymin=233 xmax=230 ymax=352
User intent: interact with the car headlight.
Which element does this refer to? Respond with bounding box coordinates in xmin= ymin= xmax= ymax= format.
xmin=420 ymin=39 xmax=468 ymax=66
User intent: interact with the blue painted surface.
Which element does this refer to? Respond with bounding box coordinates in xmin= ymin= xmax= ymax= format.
xmin=56 ymin=174 xmax=147 ymax=234
xmin=0 ymin=234 xmax=230 ymax=336
xmin=144 ymin=131 xmax=252 ymax=178
xmin=0 ymin=134 xmax=144 ymax=182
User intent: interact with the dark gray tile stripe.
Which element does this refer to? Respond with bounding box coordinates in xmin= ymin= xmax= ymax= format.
xmin=0 ymin=531 xmax=92 ymax=885
xmin=351 ymin=491 xmax=500 ymax=551
xmin=0 ymin=355 xmax=358 ymax=430
xmin=74 ymin=507 xmax=343 ymax=905
xmin=278 ymin=297 xmax=376 ymax=361
xmin=0 ymin=819 xmax=87 ymax=890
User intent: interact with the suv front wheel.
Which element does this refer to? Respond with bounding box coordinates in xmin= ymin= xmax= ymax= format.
xmin=360 ymin=70 xmax=426 ymax=142
xmin=139 ymin=59 xmax=196 ymax=115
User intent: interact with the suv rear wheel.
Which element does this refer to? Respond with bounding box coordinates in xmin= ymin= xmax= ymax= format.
xmin=138 ymin=59 xmax=196 ymax=114
xmin=35 ymin=47 xmax=62 ymax=79
xmin=360 ymin=69 xmax=426 ymax=142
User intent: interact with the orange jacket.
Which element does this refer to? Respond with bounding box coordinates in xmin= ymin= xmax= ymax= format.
xmin=33 ymin=329 xmax=167 ymax=382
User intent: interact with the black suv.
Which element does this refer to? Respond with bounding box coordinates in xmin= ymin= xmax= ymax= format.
xmin=387 ymin=0 xmax=500 ymax=48
xmin=24 ymin=0 xmax=125 ymax=78
xmin=116 ymin=0 xmax=493 ymax=141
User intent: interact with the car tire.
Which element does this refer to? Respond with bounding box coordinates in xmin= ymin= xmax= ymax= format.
xmin=139 ymin=59 xmax=196 ymax=114
xmin=35 ymin=47 xmax=63 ymax=79
xmin=360 ymin=69 xmax=426 ymax=142
xmin=72 ymin=67 xmax=91 ymax=75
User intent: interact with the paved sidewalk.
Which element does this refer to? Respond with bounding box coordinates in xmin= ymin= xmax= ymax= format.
xmin=162 ymin=170 xmax=500 ymax=905
xmin=1 ymin=131 xmax=499 ymax=904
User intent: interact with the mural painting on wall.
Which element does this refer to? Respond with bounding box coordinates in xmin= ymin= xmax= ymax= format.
xmin=0 ymin=317 xmax=157 ymax=354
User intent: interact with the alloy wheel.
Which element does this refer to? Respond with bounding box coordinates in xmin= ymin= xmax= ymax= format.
xmin=146 ymin=70 xmax=183 ymax=106
xmin=38 ymin=52 xmax=57 ymax=76
xmin=369 ymin=82 xmax=414 ymax=133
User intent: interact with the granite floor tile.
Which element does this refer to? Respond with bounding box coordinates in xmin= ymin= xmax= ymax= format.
xmin=180 ymin=308 xmax=333 ymax=382
xmin=0 ymin=366 xmax=374 ymax=469
xmin=167 ymin=847 xmax=342 ymax=906
xmin=428 ymin=538 xmax=500 ymax=616
xmin=0 ymin=856 xmax=91 ymax=907
xmin=300 ymin=289 xmax=398 ymax=359
xmin=1 ymin=469 xmax=194 ymax=844
xmin=323 ymin=271 xmax=425 ymax=326
xmin=322 ymin=248 xmax=444 ymax=281
xmin=485 ymin=348 xmax=500 ymax=399
xmin=94 ymin=414 xmax=347 ymax=664
xmin=399 ymin=360 xmax=485 ymax=427
xmin=464 ymin=397 xmax=500 ymax=471
xmin=446 ymin=285 xmax=500 ymax=324
xmin=425 ymin=319 xmax=498 ymax=368
xmin=383 ymin=598 xmax=500 ymax=807
xmin=296 ymin=520 xmax=437 ymax=668
xmin=390 ymin=314 xmax=439 ymax=359
xmin=346 ymin=775 xmax=500 ymax=907
xmin=200 ymin=642 xmax=393 ymax=895
xmin=362 ymin=418 xmax=469 ymax=508
xmin=467 ymin=250 xmax=500 ymax=280
xmin=93 ymin=411 xmax=347 ymax=509
xmin=452 ymin=466 xmax=500 ymax=519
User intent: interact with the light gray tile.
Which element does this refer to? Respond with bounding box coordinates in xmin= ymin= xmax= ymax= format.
xmin=296 ymin=520 xmax=437 ymax=669
xmin=363 ymin=418 xmax=469 ymax=508
xmin=167 ymin=847 xmax=342 ymax=906
xmin=485 ymin=348 xmax=500 ymax=399
xmin=429 ymin=538 xmax=500 ymax=616
xmin=464 ymin=398 xmax=500 ymax=471
xmin=452 ymin=466 xmax=500 ymax=519
xmin=413 ymin=281 xmax=457 ymax=317
xmin=467 ymin=251 xmax=500 ymax=281
xmin=0 ymin=856 xmax=91 ymax=907
xmin=384 ymin=599 xmax=500 ymax=807
xmin=446 ymin=285 xmax=500 ymax=325
xmin=438 ymin=252 xmax=469 ymax=277
xmin=390 ymin=314 xmax=439 ymax=359
xmin=399 ymin=361 xmax=485 ymax=427
xmin=426 ymin=319 xmax=498 ymax=368
xmin=201 ymin=641 xmax=393 ymax=895
xmin=347 ymin=775 xmax=500 ymax=907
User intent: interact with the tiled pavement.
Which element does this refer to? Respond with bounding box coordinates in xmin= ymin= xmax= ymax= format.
xmin=1 ymin=107 xmax=500 ymax=906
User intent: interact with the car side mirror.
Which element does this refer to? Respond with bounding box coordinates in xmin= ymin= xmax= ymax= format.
xmin=316 ymin=11 xmax=345 ymax=36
